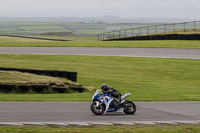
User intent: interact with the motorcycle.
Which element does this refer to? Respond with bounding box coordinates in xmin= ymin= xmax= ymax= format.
xmin=90 ymin=89 xmax=136 ymax=115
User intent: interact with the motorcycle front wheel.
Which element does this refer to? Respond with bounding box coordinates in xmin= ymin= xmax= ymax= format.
xmin=123 ymin=101 xmax=137 ymax=114
xmin=90 ymin=102 xmax=105 ymax=115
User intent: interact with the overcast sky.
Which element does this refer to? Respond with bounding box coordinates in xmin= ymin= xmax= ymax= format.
xmin=0 ymin=0 xmax=200 ymax=18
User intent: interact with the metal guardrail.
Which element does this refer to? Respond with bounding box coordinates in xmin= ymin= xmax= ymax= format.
xmin=98 ymin=21 xmax=200 ymax=41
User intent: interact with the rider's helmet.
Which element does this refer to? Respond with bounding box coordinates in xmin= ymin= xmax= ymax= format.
xmin=101 ymin=84 xmax=108 ymax=91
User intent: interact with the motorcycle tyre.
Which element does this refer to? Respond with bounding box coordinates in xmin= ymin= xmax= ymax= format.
xmin=123 ymin=101 xmax=136 ymax=114
xmin=90 ymin=102 xmax=105 ymax=115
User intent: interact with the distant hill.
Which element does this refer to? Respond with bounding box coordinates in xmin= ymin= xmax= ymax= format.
xmin=0 ymin=16 xmax=197 ymax=23
xmin=103 ymin=15 xmax=120 ymax=19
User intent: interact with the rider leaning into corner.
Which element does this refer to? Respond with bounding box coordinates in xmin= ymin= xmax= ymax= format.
xmin=101 ymin=84 xmax=125 ymax=104
xmin=91 ymin=84 xmax=136 ymax=115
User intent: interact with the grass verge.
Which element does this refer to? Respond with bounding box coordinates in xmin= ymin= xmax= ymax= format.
xmin=0 ymin=125 xmax=199 ymax=133
xmin=0 ymin=36 xmax=200 ymax=49
xmin=0 ymin=54 xmax=200 ymax=101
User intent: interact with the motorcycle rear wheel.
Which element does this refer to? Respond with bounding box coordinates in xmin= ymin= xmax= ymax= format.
xmin=90 ymin=102 xmax=105 ymax=115
xmin=123 ymin=101 xmax=136 ymax=114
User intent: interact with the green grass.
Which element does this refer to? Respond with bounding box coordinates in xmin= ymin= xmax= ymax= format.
xmin=0 ymin=35 xmax=97 ymax=41
xmin=0 ymin=36 xmax=200 ymax=48
xmin=0 ymin=54 xmax=200 ymax=101
xmin=0 ymin=36 xmax=49 ymax=42
xmin=0 ymin=22 xmax=153 ymax=35
xmin=32 ymin=35 xmax=97 ymax=41
xmin=0 ymin=93 xmax=91 ymax=101
xmin=0 ymin=125 xmax=200 ymax=133
xmin=163 ymin=29 xmax=200 ymax=34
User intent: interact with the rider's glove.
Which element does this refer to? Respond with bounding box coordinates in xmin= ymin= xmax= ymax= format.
xmin=105 ymin=90 xmax=113 ymax=94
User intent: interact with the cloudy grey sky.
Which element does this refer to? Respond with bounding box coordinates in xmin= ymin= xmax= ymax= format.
xmin=0 ymin=0 xmax=200 ymax=18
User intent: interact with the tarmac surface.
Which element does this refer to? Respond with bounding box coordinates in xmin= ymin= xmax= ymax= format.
xmin=0 ymin=102 xmax=199 ymax=125
xmin=0 ymin=47 xmax=200 ymax=59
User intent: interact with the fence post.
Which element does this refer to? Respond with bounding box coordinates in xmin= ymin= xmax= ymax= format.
xmin=147 ymin=26 xmax=149 ymax=34
xmin=102 ymin=33 xmax=104 ymax=40
xmin=125 ymin=29 xmax=126 ymax=37
xmin=119 ymin=30 xmax=121 ymax=38
xmin=173 ymin=23 xmax=175 ymax=33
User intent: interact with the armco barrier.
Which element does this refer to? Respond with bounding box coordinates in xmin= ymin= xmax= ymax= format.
xmin=0 ymin=67 xmax=77 ymax=82
xmin=99 ymin=21 xmax=200 ymax=41
xmin=107 ymin=34 xmax=200 ymax=41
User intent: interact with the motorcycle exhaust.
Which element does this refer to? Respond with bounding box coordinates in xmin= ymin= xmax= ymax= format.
xmin=123 ymin=103 xmax=132 ymax=108
xmin=121 ymin=93 xmax=131 ymax=100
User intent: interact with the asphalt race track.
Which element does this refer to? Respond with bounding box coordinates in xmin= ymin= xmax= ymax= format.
xmin=0 ymin=47 xmax=200 ymax=59
xmin=0 ymin=102 xmax=199 ymax=124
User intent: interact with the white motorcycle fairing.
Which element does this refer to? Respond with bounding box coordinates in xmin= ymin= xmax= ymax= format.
xmin=91 ymin=90 xmax=133 ymax=114
xmin=98 ymin=96 xmax=113 ymax=113
xmin=91 ymin=89 xmax=136 ymax=115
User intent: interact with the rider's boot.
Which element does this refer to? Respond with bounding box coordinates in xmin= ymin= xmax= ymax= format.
xmin=116 ymin=97 xmax=125 ymax=109
xmin=119 ymin=96 xmax=125 ymax=104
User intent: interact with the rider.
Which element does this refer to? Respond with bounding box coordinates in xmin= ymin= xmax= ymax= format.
xmin=101 ymin=84 xmax=124 ymax=103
